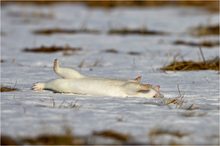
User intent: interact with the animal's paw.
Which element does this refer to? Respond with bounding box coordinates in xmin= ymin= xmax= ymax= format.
xmin=32 ymin=83 xmax=45 ymax=91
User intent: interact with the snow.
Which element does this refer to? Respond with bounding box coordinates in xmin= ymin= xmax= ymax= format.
xmin=1 ymin=4 xmax=219 ymax=145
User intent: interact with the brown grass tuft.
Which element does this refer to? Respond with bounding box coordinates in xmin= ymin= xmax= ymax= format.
xmin=149 ymin=128 xmax=189 ymax=138
xmin=22 ymin=134 xmax=85 ymax=145
xmin=2 ymin=1 xmax=219 ymax=12
xmin=1 ymin=135 xmax=18 ymax=145
xmin=104 ymin=49 xmax=119 ymax=54
xmin=93 ymin=130 xmax=131 ymax=142
xmin=161 ymin=57 xmax=219 ymax=71
xmin=173 ymin=40 xmax=219 ymax=48
xmin=23 ymin=45 xmax=81 ymax=53
xmin=0 ymin=86 xmax=18 ymax=92
xmin=33 ymin=28 xmax=100 ymax=35
xmin=190 ymin=25 xmax=219 ymax=36
xmin=127 ymin=51 xmax=141 ymax=56
xmin=108 ymin=28 xmax=168 ymax=35
xmin=1 ymin=129 xmax=133 ymax=145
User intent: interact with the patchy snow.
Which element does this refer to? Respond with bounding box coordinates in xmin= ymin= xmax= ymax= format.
xmin=1 ymin=4 xmax=219 ymax=145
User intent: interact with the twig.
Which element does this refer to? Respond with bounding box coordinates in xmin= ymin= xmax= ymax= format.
xmin=199 ymin=47 xmax=206 ymax=64
xmin=13 ymin=80 xmax=18 ymax=89
xmin=51 ymin=98 xmax=55 ymax=108
xmin=58 ymin=100 xmax=66 ymax=108
xmin=177 ymin=84 xmax=182 ymax=97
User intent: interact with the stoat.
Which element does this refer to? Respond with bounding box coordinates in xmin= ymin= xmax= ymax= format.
xmin=32 ymin=59 xmax=163 ymax=98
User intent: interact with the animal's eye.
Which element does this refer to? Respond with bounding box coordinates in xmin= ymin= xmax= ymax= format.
xmin=153 ymin=95 xmax=156 ymax=98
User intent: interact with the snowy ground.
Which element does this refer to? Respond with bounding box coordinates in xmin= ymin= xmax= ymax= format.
xmin=1 ymin=4 xmax=219 ymax=145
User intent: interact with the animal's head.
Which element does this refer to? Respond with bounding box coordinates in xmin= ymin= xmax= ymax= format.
xmin=149 ymin=85 xmax=164 ymax=98
xmin=137 ymin=84 xmax=164 ymax=98
xmin=124 ymin=82 xmax=164 ymax=98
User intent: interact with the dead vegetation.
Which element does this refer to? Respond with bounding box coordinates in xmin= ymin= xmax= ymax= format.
xmin=23 ymin=45 xmax=82 ymax=54
xmin=4 ymin=1 xmax=218 ymax=12
xmin=78 ymin=59 xmax=102 ymax=68
xmin=1 ymin=128 xmax=85 ymax=145
xmin=1 ymin=135 xmax=18 ymax=145
xmin=82 ymin=0 xmax=219 ymax=12
xmin=149 ymin=128 xmax=189 ymax=138
xmin=104 ymin=49 xmax=119 ymax=54
xmin=173 ymin=40 xmax=219 ymax=48
xmin=161 ymin=47 xmax=219 ymax=71
xmin=148 ymin=127 xmax=189 ymax=145
xmin=163 ymin=85 xmax=186 ymax=109
xmin=127 ymin=51 xmax=141 ymax=56
xmin=49 ymin=99 xmax=81 ymax=109
xmin=1 ymin=59 xmax=5 ymax=63
xmin=108 ymin=28 xmax=168 ymax=36
xmin=21 ymin=134 xmax=84 ymax=145
xmin=161 ymin=56 xmax=219 ymax=71
xmin=104 ymin=49 xmax=141 ymax=56
xmin=1 ymin=129 xmax=133 ymax=145
xmin=33 ymin=28 xmax=100 ymax=35
xmin=0 ymin=86 xmax=18 ymax=92
xmin=190 ymin=25 xmax=219 ymax=36
xmin=93 ymin=130 xmax=132 ymax=142
xmin=148 ymin=126 xmax=189 ymax=145
xmin=161 ymin=85 xmax=199 ymax=110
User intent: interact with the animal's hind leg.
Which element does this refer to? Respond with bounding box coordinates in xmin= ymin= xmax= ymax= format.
xmin=53 ymin=59 xmax=84 ymax=79
xmin=32 ymin=83 xmax=45 ymax=91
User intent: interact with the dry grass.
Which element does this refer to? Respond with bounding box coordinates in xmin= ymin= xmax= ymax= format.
xmin=190 ymin=25 xmax=219 ymax=36
xmin=78 ymin=59 xmax=102 ymax=68
xmin=148 ymin=127 xmax=189 ymax=145
xmin=33 ymin=28 xmax=100 ymax=35
xmin=1 ymin=129 xmax=133 ymax=145
xmin=1 ymin=135 xmax=18 ymax=145
xmin=161 ymin=56 xmax=219 ymax=71
xmin=163 ymin=85 xmax=186 ymax=109
xmin=0 ymin=86 xmax=18 ymax=92
xmin=23 ymin=45 xmax=81 ymax=54
xmin=148 ymin=125 xmax=189 ymax=145
xmin=173 ymin=40 xmax=219 ymax=48
xmin=2 ymin=1 xmax=218 ymax=12
xmin=127 ymin=51 xmax=141 ymax=56
xmin=50 ymin=99 xmax=81 ymax=109
xmin=108 ymin=28 xmax=168 ymax=36
xmin=92 ymin=130 xmax=131 ymax=142
xmin=1 ymin=59 xmax=5 ymax=63
xmin=149 ymin=128 xmax=189 ymax=138
xmin=104 ymin=49 xmax=119 ymax=54
xmin=22 ymin=134 xmax=84 ymax=145
xmin=160 ymin=85 xmax=200 ymax=110
xmin=84 ymin=0 xmax=219 ymax=12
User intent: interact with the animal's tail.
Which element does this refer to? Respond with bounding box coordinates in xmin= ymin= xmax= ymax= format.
xmin=53 ymin=59 xmax=84 ymax=79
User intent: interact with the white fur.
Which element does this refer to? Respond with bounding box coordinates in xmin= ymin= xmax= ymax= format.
xmin=32 ymin=59 xmax=163 ymax=98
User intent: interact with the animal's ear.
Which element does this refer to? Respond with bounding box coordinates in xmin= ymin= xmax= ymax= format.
xmin=134 ymin=75 xmax=142 ymax=83
xmin=155 ymin=85 xmax=160 ymax=91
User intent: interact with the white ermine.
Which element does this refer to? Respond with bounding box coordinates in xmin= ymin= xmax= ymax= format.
xmin=32 ymin=59 xmax=163 ymax=98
